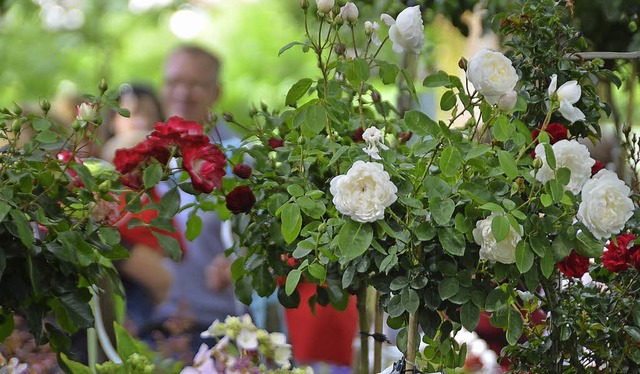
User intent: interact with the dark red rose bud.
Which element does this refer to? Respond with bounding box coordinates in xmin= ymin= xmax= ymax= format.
xmin=399 ymin=131 xmax=413 ymax=143
xmin=225 ymin=185 xmax=256 ymax=214
xmin=268 ymin=137 xmax=285 ymax=149
xmin=458 ymin=57 xmax=468 ymax=71
xmin=591 ymin=160 xmax=605 ymax=176
xmin=335 ymin=43 xmax=346 ymax=56
xmin=233 ymin=163 xmax=252 ymax=179
xmin=371 ymin=90 xmax=381 ymax=103
xmin=353 ymin=127 xmax=364 ymax=142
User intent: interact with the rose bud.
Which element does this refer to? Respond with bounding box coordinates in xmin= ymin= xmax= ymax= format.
xmin=497 ymin=90 xmax=518 ymax=111
xmin=233 ymin=163 xmax=253 ymax=179
xmin=225 ymin=185 xmax=256 ymax=214
xmin=268 ymin=137 xmax=285 ymax=149
xmin=76 ymin=102 xmax=98 ymax=121
xmin=353 ymin=127 xmax=364 ymax=142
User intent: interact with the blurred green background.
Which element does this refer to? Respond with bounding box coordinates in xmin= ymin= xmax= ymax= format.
xmin=0 ymin=0 xmax=637 ymax=126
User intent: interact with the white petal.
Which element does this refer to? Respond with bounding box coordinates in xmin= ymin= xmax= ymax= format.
xmin=548 ymin=74 xmax=558 ymax=96
xmin=380 ymin=13 xmax=395 ymax=26
xmin=556 ymin=80 xmax=581 ymax=104
xmin=558 ymin=99 xmax=585 ymax=122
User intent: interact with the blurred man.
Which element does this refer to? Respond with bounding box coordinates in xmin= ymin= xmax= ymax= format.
xmin=143 ymin=45 xmax=241 ymax=359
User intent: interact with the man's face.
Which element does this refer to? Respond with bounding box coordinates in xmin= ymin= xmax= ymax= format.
xmin=163 ymin=52 xmax=219 ymax=122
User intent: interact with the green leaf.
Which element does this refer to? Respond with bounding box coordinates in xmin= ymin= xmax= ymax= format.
xmin=423 ymin=71 xmax=451 ymax=87
xmin=541 ymin=246 xmax=555 ymax=279
xmin=287 ymin=184 xmax=305 ymax=197
xmin=497 ymin=150 xmax=518 ymax=180
xmin=460 ymin=302 xmax=480 ymax=331
xmin=423 ymin=176 xmax=451 ymax=198
xmin=278 ymin=41 xmax=306 ymax=56
xmin=401 ymin=68 xmax=419 ymax=104
xmin=548 ymin=179 xmax=565 ymax=203
xmin=506 ymin=308 xmax=523 ymax=345
xmin=556 ymin=167 xmax=571 ymax=186
xmin=281 ymin=203 xmax=303 ymax=244
xmin=575 ymin=231 xmax=604 ymax=258
xmin=0 ymin=201 xmax=10 ymax=222
xmin=0 ymin=313 xmax=15 ymax=342
xmin=479 ymin=202 xmax=504 ymax=213
xmin=35 ymin=129 xmax=60 ymax=143
xmin=543 ymin=143 xmax=556 ymax=170
xmin=439 ymin=146 xmax=463 ymax=177
xmin=485 ymin=287 xmax=508 ymax=312
xmin=308 ymin=263 xmax=326 ymax=282
xmin=378 ymin=60 xmax=400 ymax=85
xmin=491 ymin=214 xmax=510 ymax=242
xmin=338 ymin=220 xmax=373 ymax=262
xmin=60 ymin=293 xmax=93 ymax=330
xmin=60 ymin=353 xmax=93 ymax=374
xmin=625 ymin=326 xmax=640 ymax=342
xmin=302 ymin=104 xmax=327 ymax=137
xmin=10 ymin=209 xmax=33 ymax=249
xmin=439 ymin=228 xmax=465 ymax=256
xmin=185 ymin=214 xmax=203 ymax=241
xmin=158 ymin=187 xmax=181 ymax=218
xmin=285 ymin=269 xmax=302 ymax=296
xmin=464 ymin=144 xmax=492 ymax=161
xmin=142 ymin=163 xmax=163 ymax=189
xmin=440 ymin=90 xmax=456 ymax=111
xmin=430 ymin=198 xmax=455 ymax=225
xmin=515 ymin=241 xmax=534 ymax=273
xmin=285 ymin=78 xmax=313 ymax=107
xmin=152 ymin=232 xmax=182 ymax=262
xmin=114 ymin=322 xmax=139 ymax=360
xmin=345 ymin=58 xmax=370 ymax=84
xmin=401 ymin=288 xmax=420 ymax=314
xmin=492 ymin=116 xmax=514 ymax=142
xmin=438 ymin=278 xmax=459 ymax=300
xmin=404 ymin=110 xmax=438 ymax=137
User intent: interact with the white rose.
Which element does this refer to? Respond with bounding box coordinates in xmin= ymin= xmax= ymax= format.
xmin=577 ymin=169 xmax=634 ymax=240
xmin=361 ymin=126 xmax=388 ymax=160
xmin=330 ymin=160 xmax=398 ymax=223
xmin=339 ymin=2 xmax=358 ymax=24
xmin=316 ymin=0 xmax=334 ymax=13
xmin=548 ymin=74 xmax=585 ymax=123
xmin=466 ymin=49 xmax=518 ymax=105
xmin=381 ymin=6 xmax=424 ymax=55
xmin=532 ymin=139 xmax=595 ymax=194
xmin=76 ymin=102 xmax=98 ymax=121
xmin=473 ymin=213 xmax=522 ymax=264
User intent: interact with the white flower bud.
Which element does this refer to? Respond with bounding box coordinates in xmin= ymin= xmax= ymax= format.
xmin=497 ymin=90 xmax=518 ymax=111
xmin=316 ymin=0 xmax=334 ymax=13
xmin=339 ymin=2 xmax=358 ymax=24
xmin=76 ymin=102 xmax=98 ymax=121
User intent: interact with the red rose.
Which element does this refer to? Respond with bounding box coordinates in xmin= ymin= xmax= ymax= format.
xmin=114 ymin=138 xmax=172 ymax=190
xmin=531 ymin=123 xmax=568 ymax=144
xmin=232 ymin=163 xmax=252 ymax=179
xmin=591 ymin=160 xmax=605 ymax=176
xmin=558 ymin=250 xmax=590 ymax=278
xmin=602 ymin=233 xmax=636 ymax=273
xmin=150 ymin=116 xmax=210 ymax=148
xmin=353 ymin=127 xmax=364 ymax=142
xmin=268 ymin=138 xmax=285 ymax=149
xmin=57 ymin=150 xmax=84 ymax=188
xmin=182 ymin=143 xmax=227 ymax=194
xmin=225 ymin=185 xmax=256 ymax=214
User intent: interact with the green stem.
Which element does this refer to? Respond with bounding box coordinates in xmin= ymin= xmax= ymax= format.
xmin=357 ymin=285 xmax=370 ymax=373
xmin=406 ymin=313 xmax=419 ymax=372
xmin=373 ymin=291 xmax=383 ymax=374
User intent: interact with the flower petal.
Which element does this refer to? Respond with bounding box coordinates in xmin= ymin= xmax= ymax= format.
xmin=380 ymin=13 xmax=395 ymax=26
xmin=556 ymin=80 xmax=581 ymax=104
xmin=548 ymin=74 xmax=558 ymax=96
xmin=558 ymin=99 xmax=585 ymax=122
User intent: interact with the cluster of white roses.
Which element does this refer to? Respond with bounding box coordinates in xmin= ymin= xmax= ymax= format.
xmin=469 ymin=49 xmax=634 ymax=263
xmin=327 ymin=2 xmax=425 ymax=223
xmin=182 ymin=314 xmax=300 ymax=373
xmin=315 ymin=0 xmax=424 ymax=56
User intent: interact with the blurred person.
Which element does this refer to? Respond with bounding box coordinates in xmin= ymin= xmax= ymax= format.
xmin=140 ymin=45 xmax=243 ymax=359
